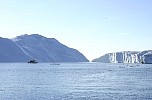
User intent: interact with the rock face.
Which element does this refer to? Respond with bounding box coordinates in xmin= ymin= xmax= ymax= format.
xmin=92 ymin=50 xmax=152 ymax=64
xmin=0 ymin=37 xmax=31 ymax=62
xmin=11 ymin=34 xmax=89 ymax=62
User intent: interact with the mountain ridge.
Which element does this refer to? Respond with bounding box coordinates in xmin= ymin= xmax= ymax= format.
xmin=0 ymin=34 xmax=89 ymax=62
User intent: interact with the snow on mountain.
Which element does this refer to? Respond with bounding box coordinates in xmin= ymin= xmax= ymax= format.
xmin=92 ymin=50 xmax=152 ymax=64
xmin=12 ymin=34 xmax=89 ymax=62
xmin=0 ymin=37 xmax=31 ymax=62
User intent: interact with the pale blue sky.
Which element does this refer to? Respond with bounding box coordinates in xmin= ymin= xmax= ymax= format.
xmin=0 ymin=0 xmax=152 ymax=60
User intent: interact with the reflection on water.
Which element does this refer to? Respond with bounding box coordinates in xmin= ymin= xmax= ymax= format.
xmin=0 ymin=63 xmax=152 ymax=100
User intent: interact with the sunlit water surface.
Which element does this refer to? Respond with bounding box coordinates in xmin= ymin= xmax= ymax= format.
xmin=0 ymin=63 xmax=152 ymax=100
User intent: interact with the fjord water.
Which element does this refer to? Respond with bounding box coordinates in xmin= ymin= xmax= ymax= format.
xmin=0 ymin=63 xmax=152 ymax=100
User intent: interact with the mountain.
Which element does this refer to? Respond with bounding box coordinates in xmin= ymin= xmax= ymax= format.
xmin=11 ymin=34 xmax=89 ymax=62
xmin=0 ymin=37 xmax=31 ymax=62
xmin=92 ymin=50 xmax=152 ymax=64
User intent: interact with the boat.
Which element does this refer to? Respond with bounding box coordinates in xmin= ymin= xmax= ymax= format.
xmin=50 ymin=63 xmax=60 ymax=65
xmin=28 ymin=60 xmax=38 ymax=63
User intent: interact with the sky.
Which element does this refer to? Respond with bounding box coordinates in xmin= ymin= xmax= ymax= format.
xmin=0 ymin=0 xmax=152 ymax=61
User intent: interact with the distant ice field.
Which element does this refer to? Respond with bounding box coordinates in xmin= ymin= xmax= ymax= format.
xmin=0 ymin=63 xmax=152 ymax=100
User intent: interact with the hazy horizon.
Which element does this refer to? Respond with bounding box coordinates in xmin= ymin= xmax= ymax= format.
xmin=1 ymin=0 xmax=152 ymax=60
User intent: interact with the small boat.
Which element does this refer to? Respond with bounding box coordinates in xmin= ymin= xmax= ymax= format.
xmin=119 ymin=66 xmax=125 ymax=68
xmin=28 ymin=60 xmax=38 ymax=63
xmin=50 ymin=63 xmax=60 ymax=65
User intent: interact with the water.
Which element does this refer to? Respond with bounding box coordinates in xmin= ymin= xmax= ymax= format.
xmin=0 ymin=63 xmax=152 ymax=100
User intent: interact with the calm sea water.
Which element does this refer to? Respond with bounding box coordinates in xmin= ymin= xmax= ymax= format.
xmin=0 ymin=63 xmax=152 ymax=100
